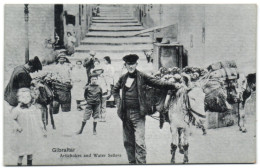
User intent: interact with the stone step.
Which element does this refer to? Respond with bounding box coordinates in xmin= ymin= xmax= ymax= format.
xmin=75 ymin=44 xmax=153 ymax=53
xmin=92 ymin=17 xmax=135 ymax=20
xmin=92 ymin=20 xmax=138 ymax=23
xmin=99 ymin=9 xmax=131 ymax=12
xmin=86 ymin=31 xmax=150 ymax=38
xmin=98 ymin=14 xmax=133 ymax=17
xmin=93 ymin=15 xmax=133 ymax=18
xmin=99 ymin=12 xmax=132 ymax=14
xmin=89 ymin=26 xmax=144 ymax=32
xmin=70 ymin=52 xmax=148 ymax=62
xmin=91 ymin=23 xmax=142 ymax=27
xmin=80 ymin=37 xmax=152 ymax=45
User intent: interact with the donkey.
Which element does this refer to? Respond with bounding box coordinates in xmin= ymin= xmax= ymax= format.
xmin=235 ymin=73 xmax=256 ymax=133
xmin=31 ymin=78 xmax=55 ymax=130
xmin=168 ymin=86 xmax=206 ymax=163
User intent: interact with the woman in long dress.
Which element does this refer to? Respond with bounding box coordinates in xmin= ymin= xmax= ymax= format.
xmin=102 ymin=56 xmax=115 ymax=91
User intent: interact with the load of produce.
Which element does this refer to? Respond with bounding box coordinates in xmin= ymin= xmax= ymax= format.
xmin=152 ymin=60 xmax=238 ymax=113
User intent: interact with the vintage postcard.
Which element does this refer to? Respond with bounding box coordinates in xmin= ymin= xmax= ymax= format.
xmin=3 ymin=4 xmax=256 ymax=165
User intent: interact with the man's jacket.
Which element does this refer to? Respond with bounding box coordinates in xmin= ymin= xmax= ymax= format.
xmin=112 ymin=70 xmax=177 ymax=120
xmin=83 ymin=56 xmax=95 ymax=75
xmin=4 ymin=65 xmax=32 ymax=106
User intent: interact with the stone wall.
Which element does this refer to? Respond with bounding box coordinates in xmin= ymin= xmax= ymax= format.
xmin=4 ymin=4 xmax=55 ymax=81
xmin=137 ymin=4 xmax=257 ymax=75
xmin=4 ymin=4 xmax=94 ymax=82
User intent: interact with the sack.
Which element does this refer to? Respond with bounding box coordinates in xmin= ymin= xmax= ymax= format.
xmin=52 ymin=82 xmax=72 ymax=92
xmin=205 ymin=88 xmax=229 ymax=112
xmin=221 ymin=60 xmax=237 ymax=69
xmin=146 ymin=87 xmax=168 ymax=115
xmin=209 ymin=68 xmax=238 ymax=80
xmin=207 ymin=60 xmax=237 ymax=71
xmin=207 ymin=62 xmax=222 ymax=71
xmin=203 ymin=80 xmax=223 ymax=94
xmin=203 ymin=80 xmax=229 ymax=112
xmin=188 ymin=87 xmax=206 ymax=118
xmin=37 ymin=84 xmax=53 ymax=105
xmin=53 ymin=82 xmax=72 ymax=104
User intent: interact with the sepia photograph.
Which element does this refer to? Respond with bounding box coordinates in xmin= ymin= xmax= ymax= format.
xmin=3 ymin=3 xmax=257 ymax=165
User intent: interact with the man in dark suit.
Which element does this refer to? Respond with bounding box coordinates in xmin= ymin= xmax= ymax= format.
xmin=4 ymin=56 xmax=42 ymax=107
xmin=83 ymin=51 xmax=96 ymax=84
xmin=112 ymin=54 xmax=180 ymax=164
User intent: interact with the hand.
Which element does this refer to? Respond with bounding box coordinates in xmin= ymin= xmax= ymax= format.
xmin=115 ymin=99 xmax=121 ymax=108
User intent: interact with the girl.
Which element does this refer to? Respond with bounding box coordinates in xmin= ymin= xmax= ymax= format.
xmin=12 ymin=88 xmax=46 ymax=166
xmin=103 ymin=56 xmax=115 ymax=89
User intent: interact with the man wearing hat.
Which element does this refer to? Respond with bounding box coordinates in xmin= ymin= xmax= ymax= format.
xmin=49 ymin=56 xmax=72 ymax=117
xmin=83 ymin=51 xmax=96 ymax=84
xmin=53 ymin=56 xmax=72 ymax=83
xmin=5 ymin=56 xmax=42 ymax=107
xmin=112 ymin=54 xmax=180 ymax=164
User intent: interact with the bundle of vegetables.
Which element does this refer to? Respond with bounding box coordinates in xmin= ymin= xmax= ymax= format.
xmin=154 ymin=65 xmax=231 ymax=113
xmin=181 ymin=66 xmax=208 ymax=82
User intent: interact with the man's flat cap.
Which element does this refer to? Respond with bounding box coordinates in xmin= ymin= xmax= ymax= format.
xmin=28 ymin=56 xmax=42 ymax=71
xmin=89 ymin=73 xmax=99 ymax=79
xmin=55 ymin=56 xmax=70 ymax=63
xmin=123 ymin=54 xmax=139 ymax=64
xmin=92 ymin=69 xmax=104 ymax=75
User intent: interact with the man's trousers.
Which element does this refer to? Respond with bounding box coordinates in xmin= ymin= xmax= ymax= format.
xmin=123 ymin=108 xmax=146 ymax=164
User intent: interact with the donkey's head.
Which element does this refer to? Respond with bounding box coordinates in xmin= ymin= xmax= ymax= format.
xmin=247 ymin=73 xmax=256 ymax=92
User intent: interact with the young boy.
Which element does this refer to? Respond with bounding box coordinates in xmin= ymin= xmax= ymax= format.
xmin=76 ymin=73 xmax=102 ymax=135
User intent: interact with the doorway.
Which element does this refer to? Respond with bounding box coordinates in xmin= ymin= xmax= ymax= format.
xmin=54 ymin=5 xmax=64 ymax=48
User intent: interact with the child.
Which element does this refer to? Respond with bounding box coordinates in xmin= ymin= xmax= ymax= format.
xmin=72 ymin=60 xmax=88 ymax=111
xmin=76 ymin=73 xmax=102 ymax=135
xmin=92 ymin=69 xmax=110 ymax=122
xmin=12 ymin=88 xmax=46 ymax=166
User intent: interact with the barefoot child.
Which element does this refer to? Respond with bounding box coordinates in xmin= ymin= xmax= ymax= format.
xmin=12 ymin=88 xmax=47 ymax=166
xmin=76 ymin=73 xmax=102 ymax=135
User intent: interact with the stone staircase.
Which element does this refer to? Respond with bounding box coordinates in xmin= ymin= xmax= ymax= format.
xmin=74 ymin=5 xmax=153 ymax=63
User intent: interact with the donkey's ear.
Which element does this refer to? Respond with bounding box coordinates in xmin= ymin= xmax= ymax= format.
xmin=181 ymin=74 xmax=191 ymax=87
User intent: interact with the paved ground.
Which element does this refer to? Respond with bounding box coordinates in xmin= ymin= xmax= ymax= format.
xmin=4 ymin=92 xmax=256 ymax=165
xmin=3 ymin=54 xmax=256 ymax=165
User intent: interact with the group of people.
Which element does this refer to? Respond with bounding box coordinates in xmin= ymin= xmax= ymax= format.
xmin=4 ymin=56 xmax=45 ymax=166
xmin=4 ymin=51 xmax=116 ymax=165
xmin=4 ymin=52 xmax=182 ymax=165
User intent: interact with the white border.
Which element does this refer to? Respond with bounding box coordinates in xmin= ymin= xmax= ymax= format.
xmin=0 ymin=1 xmax=259 ymax=168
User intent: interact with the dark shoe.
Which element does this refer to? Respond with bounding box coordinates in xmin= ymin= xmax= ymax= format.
xmin=93 ymin=122 xmax=97 ymax=135
xmin=27 ymin=159 xmax=32 ymax=166
xmin=178 ymin=143 xmax=184 ymax=154
xmin=76 ymin=122 xmax=86 ymax=135
xmin=17 ymin=163 xmax=22 ymax=166
xmin=52 ymin=124 xmax=56 ymax=130
xmin=202 ymin=127 xmax=207 ymax=135
xmin=183 ymin=144 xmax=189 ymax=164
xmin=242 ymin=128 xmax=247 ymax=133
xmin=170 ymin=143 xmax=177 ymax=164
xmin=129 ymin=161 xmax=136 ymax=164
